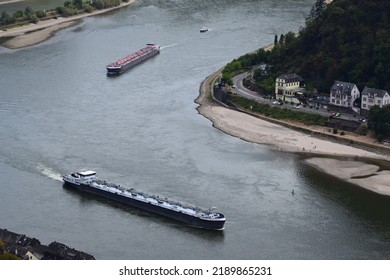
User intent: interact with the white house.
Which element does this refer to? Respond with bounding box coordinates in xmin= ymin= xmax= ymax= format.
xmin=361 ymin=87 xmax=390 ymax=110
xmin=275 ymin=73 xmax=305 ymax=104
xmin=329 ymin=80 xmax=360 ymax=108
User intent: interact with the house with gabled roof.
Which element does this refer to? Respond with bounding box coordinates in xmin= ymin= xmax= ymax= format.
xmin=361 ymin=86 xmax=390 ymax=111
xmin=275 ymin=73 xmax=305 ymax=104
xmin=329 ymin=80 xmax=360 ymax=108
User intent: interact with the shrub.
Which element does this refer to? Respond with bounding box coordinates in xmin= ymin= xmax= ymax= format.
xmin=36 ymin=10 xmax=46 ymax=18
xmin=376 ymin=134 xmax=384 ymax=142
xmin=84 ymin=4 xmax=95 ymax=13
xmin=29 ymin=13 xmax=39 ymax=23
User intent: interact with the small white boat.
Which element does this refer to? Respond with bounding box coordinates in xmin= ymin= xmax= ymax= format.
xmin=200 ymin=27 xmax=208 ymax=33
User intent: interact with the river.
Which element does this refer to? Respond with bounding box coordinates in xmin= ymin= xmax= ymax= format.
xmin=1 ymin=0 xmax=390 ymax=260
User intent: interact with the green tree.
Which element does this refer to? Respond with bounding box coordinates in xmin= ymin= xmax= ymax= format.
xmin=279 ymin=34 xmax=284 ymax=44
xmin=1 ymin=11 xmax=11 ymax=24
xmin=36 ymin=10 xmax=46 ymax=18
xmin=24 ymin=6 xmax=34 ymax=16
xmin=55 ymin=6 xmax=75 ymax=16
xmin=84 ymin=4 xmax=95 ymax=13
xmin=73 ymin=0 xmax=84 ymax=9
xmin=92 ymin=0 xmax=105 ymax=9
xmin=28 ymin=13 xmax=39 ymax=23
xmin=64 ymin=1 xmax=72 ymax=8
xmin=368 ymin=106 xmax=390 ymax=140
xmin=306 ymin=0 xmax=326 ymax=23
xmin=13 ymin=10 xmax=24 ymax=19
xmin=284 ymin=32 xmax=296 ymax=46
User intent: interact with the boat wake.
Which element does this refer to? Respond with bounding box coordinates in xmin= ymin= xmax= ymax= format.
xmin=160 ymin=43 xmax=178 ymax=50
xmin=36 ymin=164 xmax=63 ymax=182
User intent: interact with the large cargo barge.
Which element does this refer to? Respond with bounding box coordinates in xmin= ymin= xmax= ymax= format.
xmin=62 ymin=170 xmax=226 ymax=230
xmin=106 ymin=44 xmax=160 ymax=75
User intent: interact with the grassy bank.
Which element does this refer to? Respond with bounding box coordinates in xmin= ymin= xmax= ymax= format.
xmin=228 ymin=94 xmax=328 ymax=126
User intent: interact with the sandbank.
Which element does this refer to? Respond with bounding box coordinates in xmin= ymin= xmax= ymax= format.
xmin=305 ymin=158 xmax=390 ymax=196
xmin=196 ymin=70 xmax=390 ymax=197
xmin=200 ymin=104 xmax=384 ymax=158
xmin=1 ymin=20 xmax=80 ymax=48
xmin=0 ymin=0 xmax=135 ymax=49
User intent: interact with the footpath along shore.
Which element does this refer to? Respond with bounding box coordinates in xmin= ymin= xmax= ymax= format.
xmin=195 ymin=67 xmax=390 ymax=196
xmin=0 ymin=0 xmax=135 ymax=49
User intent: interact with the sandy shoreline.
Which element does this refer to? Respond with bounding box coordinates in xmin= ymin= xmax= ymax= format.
xmin=195 ymin=69 xmax=390 ymax=197
xmin=305 ymin=158 xmax=390 ymax=196
xmin=0 ymin=0 xmax=24 ymax=5
xmin=0 ymin=0 xmax=135 ymax=49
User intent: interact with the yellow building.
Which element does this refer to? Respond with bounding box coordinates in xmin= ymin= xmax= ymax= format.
xmin=275 ymin=73 xmax=304 ymax=104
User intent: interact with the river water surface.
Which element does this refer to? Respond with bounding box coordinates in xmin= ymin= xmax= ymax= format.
xmin=1 ymin=0 xmax=390 ymax=260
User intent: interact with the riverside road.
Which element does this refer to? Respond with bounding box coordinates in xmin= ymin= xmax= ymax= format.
xmin=232 ymin=71 xmax=362 ymax=121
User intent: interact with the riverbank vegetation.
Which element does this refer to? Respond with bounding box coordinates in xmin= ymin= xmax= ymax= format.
xmin=222 ymin=48 xmax=268 ymax=86
xmin=0 ymin=0 xmax=128 ymax=27
xmin=228 ymin=94 xmax=328 ymax=126
xmin=368 ymin=106 xmax=390 ymax=142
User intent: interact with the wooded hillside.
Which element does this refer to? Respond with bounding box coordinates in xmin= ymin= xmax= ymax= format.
xmin=261 ymin=0 xmax=390 ymax=93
